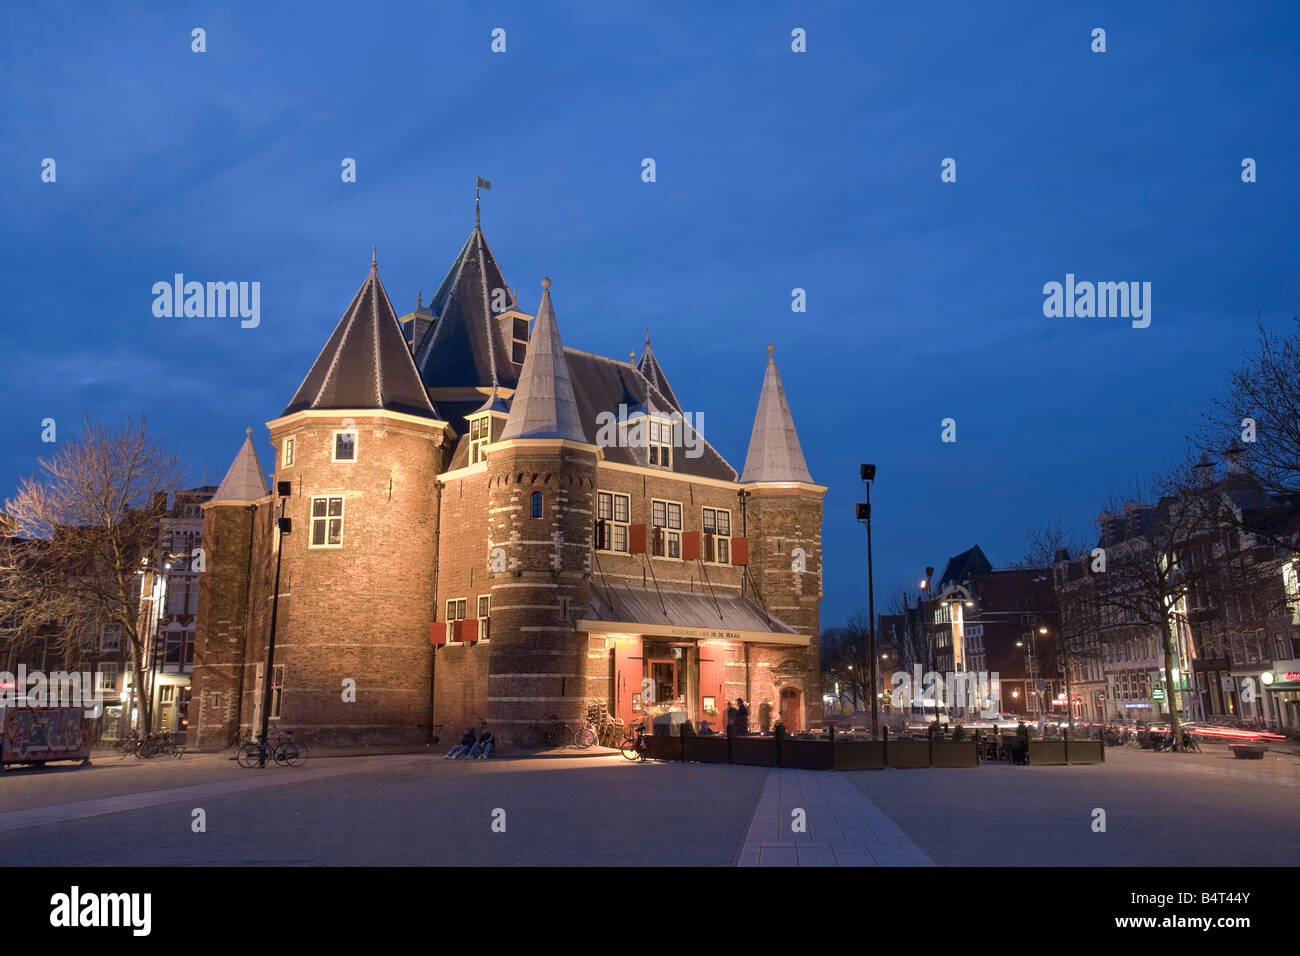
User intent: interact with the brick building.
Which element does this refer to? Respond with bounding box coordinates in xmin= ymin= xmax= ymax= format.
xmin=190 ymin=218 xmax=825 ymax=749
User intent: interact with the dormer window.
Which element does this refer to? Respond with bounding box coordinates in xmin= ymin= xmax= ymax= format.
xmin=333 ymin=430 xmax=357 ymax=462
xmin=511 ymin=316 xmax=529 ymax=365
xmin=469 ymin=416 xmax=491 ymax=465
xmin=648 ymin=418 xmax=674 ymax=468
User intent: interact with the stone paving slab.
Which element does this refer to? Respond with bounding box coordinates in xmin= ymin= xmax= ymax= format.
xmin=738 ymin=767 xmax=935 ymax=867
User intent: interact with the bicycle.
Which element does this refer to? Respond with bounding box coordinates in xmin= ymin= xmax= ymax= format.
xmin=573 ymin=718 xmax=598 ymax=750
xmin=620 ymin=722 xmax=648 ymax=761
xmin=116 ymin=730 xmax=142 ymax=759
xmin=1176 ymin=734 xmax=1202 ymax=754
xmin=236 ymin=730 xmax=307 ymax=768
xmin=136 ymin=732 xmax=179 ymax=759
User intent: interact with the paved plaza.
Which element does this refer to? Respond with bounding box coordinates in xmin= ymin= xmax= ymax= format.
xmin=1 ymin=744 xmax=1296 ymax=866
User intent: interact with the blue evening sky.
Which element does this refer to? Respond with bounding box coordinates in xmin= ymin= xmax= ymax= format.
xmin=2 ymin=2 xmax=1298 ymax=626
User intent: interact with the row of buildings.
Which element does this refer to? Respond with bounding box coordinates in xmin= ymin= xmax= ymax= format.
xmin=1 ymin=487 xmax=209 ymax=744
xmin=878 ymin=456 xmax=1300 ymax=731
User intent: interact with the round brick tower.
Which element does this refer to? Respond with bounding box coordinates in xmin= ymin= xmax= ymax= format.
xmin=485 ymin=278 xmax=598 ymax=745
xmin=262 ymin=255 xmax=449 ymax=745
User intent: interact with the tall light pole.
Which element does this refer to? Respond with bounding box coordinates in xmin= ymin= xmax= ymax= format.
xmin=856 ymin=464 xmax=878 ymax=738
xmin=920 ymin=566 xmax=935 ymax=726
xmin=259 ymin=481 xmax=292 ymax=765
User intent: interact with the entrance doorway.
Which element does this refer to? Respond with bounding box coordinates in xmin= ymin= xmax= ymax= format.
xmin=779 ymin=686 xmax=802 ymax=732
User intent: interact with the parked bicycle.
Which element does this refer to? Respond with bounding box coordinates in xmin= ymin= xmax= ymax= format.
xmin=620 ymin=722 xmax=648 ymax=761
xmin=235 ymin=730 xmax=308 ymax=768
xmin=115 ymin=730 xmax=142 ymax=759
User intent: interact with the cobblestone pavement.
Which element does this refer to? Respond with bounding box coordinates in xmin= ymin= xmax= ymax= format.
xmin=2 ymin=743 xmax=1294 ymax=866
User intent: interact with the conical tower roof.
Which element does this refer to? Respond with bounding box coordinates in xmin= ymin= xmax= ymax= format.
xmin=636 ymin=330 xmax=682 ymax=412
xmin=212 ymin=429 xmax=270 ymax=502
xmin=283 ymin=253 xmax=439 ymax=419
xmin=414 ymin=225 xmax=519 ymax=389
xmin=739 ymin=346 xmax=813 ymax=483
xmin=499 ymin=278 xmax=587 ymax=443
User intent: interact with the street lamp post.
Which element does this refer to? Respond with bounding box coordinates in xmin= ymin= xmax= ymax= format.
xmin=856 ymin=464 xmax=878 ymax=738
xmin=259 ymin=482 xmax=292 ymax=766
xmin=920 ymin=567 xmax=935 ymax=727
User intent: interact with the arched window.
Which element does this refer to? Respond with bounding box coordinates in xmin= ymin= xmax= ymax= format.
xmin=531 ymin=492 xmax=543 ymax=519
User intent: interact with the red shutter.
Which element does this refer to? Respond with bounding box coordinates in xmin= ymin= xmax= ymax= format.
xmin=458 ymin=617 xmax=479 ymax=644
xmin=629 ymin=524 xmax=647 ymax=555
xmin=430 ymin=622 xmax=447 ymax=646
xmin=703 ymin=533 xmax=715 ymax=562
xmin=682 ymin=531 xmax=701 ymax=561
xmin=731 ymin=536 xmax=749 ymax=566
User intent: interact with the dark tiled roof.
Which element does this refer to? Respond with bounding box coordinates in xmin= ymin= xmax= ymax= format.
xmin=283 ymin=261 xmax=439 ymax=419
xmin=564 ymin=349 xmax=738 ymax=482
xmin=636 ymin=341 xmax=682 ymax=412
xmin=414 ymin=227 xmax=519 ymax=389
xmin=938 ymin=544 xmax=993 ymax=588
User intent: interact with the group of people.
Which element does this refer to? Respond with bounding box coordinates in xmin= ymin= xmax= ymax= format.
xmin=445 ymin=723 xmax=495 ymax=759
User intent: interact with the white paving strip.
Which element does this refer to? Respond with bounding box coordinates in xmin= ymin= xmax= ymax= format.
xmin=738 ymin=768 xmax=936 ymax=867
xmin=0 ymin=755 xmax=426 ymax=834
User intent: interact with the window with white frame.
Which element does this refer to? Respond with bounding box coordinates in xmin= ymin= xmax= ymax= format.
xmin=446 ymin=598 xmax=468 ymax=622
xmin=270 ymin=664 xmax=284 ymax=719
xmin=702 ymin=507 xmax=732 ymax=564
xmin=651 ymin=499 xmax=682 ymax=558
xmin=596 ymin=491 xmax=630 ymax=553
xmin=469 ymin=416 xmax=492 ymax=465
xmin=477 ymin=594 xmax=491 ymax=641
xmin=97 ymin=663 xmax=118 ymax=695
xmin=310 ymin=496 xmax=345 ymax=548
xmin=333 ymin=429 xmax=357 ymax=462
xmin=648 ymin=418 xmax=674 ymax=468
xmin=101 ymin=622 xmax=122 ymax=652
xmin=283 ymin=437 xmax=295 ymax=467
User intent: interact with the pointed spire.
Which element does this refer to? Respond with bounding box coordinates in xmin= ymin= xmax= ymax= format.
xmin=499 ymin=278 xmax=587 ymax=443
xmin=636 ymin=329 xmax=683 ymax=412
xmin=283 ymin=258 xmax=439 ymax=419
xmin=740 ymin=345 xmax=813 ymax=483
xmin=212 ymin=429 xmax=270 ymax=502
xmin=415 ymin=225 xmax=517 ymax=389
xmin=371 ymin=245 xmax=377 ymax=272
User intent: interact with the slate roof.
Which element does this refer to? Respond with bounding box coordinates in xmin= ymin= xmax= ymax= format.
xmin=212 ymin=429 xmax=270 ymax=502
xmin=739 ymin=348 xmax=813 ymax=483
xmin=499 ymin=280 xmax=587 ymax=442
xmin=636 ymin=334 xmax=682 ymax=412
xmin=413 ymin=226 xmax=519 ymax=389
xmin=564 ymin=349 xmax=737 ymax=482
xmin=937 ymin=544 xmax=994 ymax=588
xmin=283 ymin=257 xmax=439 ymax=419
xmin=585 ymin=583 xmax=800 ymax=637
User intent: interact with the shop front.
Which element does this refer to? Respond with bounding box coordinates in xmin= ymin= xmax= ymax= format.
xmin=579 ymin=585 xmax=814 ymax=737
xmin=1264 ymin=659 xmax=1300 ymax=730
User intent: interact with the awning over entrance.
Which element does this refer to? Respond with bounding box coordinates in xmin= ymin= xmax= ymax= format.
xmin=579 ymin=583 xmax=809 ymax=646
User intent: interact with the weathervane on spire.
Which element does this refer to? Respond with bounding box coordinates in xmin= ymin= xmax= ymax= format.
xmin=476 ymin=176 xmax=492 ymax=227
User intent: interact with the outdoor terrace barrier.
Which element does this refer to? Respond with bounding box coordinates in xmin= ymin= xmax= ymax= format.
xmin=639 ymin=726 xmax=1103 ymax=770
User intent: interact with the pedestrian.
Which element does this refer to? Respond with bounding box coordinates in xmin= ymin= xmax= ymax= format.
xmin=469 ymin=723 xmax=495 ymax=759
xmin=735 ymin=698 xmax=749 ymax=735
xmin=444 ymin=726 xmax=476 ymax=759
xmin=725 ymin=702 xmax=737 ymax=735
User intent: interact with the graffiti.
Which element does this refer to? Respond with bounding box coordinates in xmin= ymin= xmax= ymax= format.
xmin=2 ymin=707 xmax=89 ymax=763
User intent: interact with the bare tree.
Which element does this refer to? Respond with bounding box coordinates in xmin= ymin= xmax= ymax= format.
xmin=1200 ymin=315 xmax=1300 ymax=499
xmin=1090 ymin=456 xmax=1293 ymax=748
xmin=0 ymin=420 xmax=184 ymax=731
